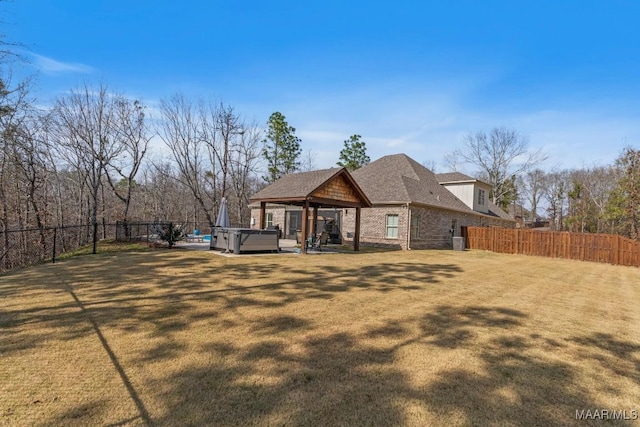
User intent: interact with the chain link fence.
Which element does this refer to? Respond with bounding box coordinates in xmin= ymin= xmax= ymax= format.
xmin=0 ymin=224 xmax=114 ymax=273
xmin=0 ymin=220 xmax=249 ymax=274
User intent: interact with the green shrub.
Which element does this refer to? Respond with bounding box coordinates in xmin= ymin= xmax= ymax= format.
xmin=158 ymin=222 xmax=184 ymax=248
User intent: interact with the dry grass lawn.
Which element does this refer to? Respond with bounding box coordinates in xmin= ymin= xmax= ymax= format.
xmin=1 ymin=246 xmax=640 ymax=426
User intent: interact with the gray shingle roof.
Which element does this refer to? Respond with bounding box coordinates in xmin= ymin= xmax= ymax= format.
xmin=488 ymin=201 xmax=514 ymax=220
xmin=352 ymin=154 xmax=514 ymax=221
xmin=436 ymin=172 xmax=491 ymax=187
xmin=436 ymin=172 xmax=476 ymax=183
xmin=249 ymin=167 xmax=371 ymax=207
xmin=250 ymin=168 xmax=343 ymax=201
xmin=351 ymin=154 xmax=471 ymax=213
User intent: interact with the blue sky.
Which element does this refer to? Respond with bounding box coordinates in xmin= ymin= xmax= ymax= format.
xmin=3 ymin=1 xmax=640 ymax=172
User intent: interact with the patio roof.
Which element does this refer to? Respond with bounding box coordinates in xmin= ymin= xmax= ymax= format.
xmin=249 ymin=167 xmax=371 ymax=253
xmin=249 ymin=167 xmax=371 ymax=208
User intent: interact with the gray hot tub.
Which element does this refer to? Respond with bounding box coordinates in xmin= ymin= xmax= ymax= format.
xmin=210 ymin=228 xmax=280 ymax=254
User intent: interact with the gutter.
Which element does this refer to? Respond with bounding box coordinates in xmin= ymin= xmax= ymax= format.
xmin=407 ymin=202 xmax=411 ymax=250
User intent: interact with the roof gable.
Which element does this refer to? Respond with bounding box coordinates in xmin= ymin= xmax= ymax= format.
xmin=311 ymin=173 xmax=363 ymax=204
xmin=352 ymin=154 xmax=471 ymax=212
xmin=249 ymin=168 xmax=371 ymax=207
xmin=352 ymin=154 xmax=514 ymax=221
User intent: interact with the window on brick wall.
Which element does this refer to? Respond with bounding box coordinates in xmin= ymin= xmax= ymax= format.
xmin=266 ymin=213 xmax=273 ymax=228
xmin=411 ymin=214 xmax=420 ymax=239
xmin=386 ymin=214 xmax=399 ymax=238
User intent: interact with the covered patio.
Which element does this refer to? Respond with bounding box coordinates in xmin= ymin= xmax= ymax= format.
xmin=249 ymin=168 xmax=371 ymax=254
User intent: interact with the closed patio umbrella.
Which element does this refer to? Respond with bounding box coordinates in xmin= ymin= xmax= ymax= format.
xmin=215 ymin=197 xmax=230 ymax=228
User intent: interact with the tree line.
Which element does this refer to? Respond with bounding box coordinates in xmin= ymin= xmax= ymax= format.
xmin=0 ymin=72 xmax=373 ymax=238
xmin=0 ymin=84 xmax=259 ymax=236
xmin=2 ymin=75 xmax=638 ymax=246
xmin=446 ymin=127 xmax=640 ymax=240
xmin=2 ymin=16 xmax=638 ymax=245
xmin=519 ymin=150 xmax=640 ymax=239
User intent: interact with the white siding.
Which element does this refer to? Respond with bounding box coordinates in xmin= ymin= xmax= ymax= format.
xmin=473 ymin=183 xmax=491 ymax=213
xmin=442 ymin=183 xmax=475 ymax=210
xmin=442 ymin=182 xmax=491 ymax=214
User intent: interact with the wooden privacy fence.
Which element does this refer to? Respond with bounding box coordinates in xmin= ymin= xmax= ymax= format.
xmin=464 ymin=227 xmax=640 ymax=267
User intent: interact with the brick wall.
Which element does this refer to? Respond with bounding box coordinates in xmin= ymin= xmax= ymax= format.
xmin=249 ymin=206 xmax=286 ymax=230
xmin=341 ymin=204 xmax=514 ymax=250
xmin=252 ymin=203 xmax=514 ymax=250
xmin=410 ymin=205 xmax=515 ymax=249
xmin=342 ymin=205 xmax=409 ymax=249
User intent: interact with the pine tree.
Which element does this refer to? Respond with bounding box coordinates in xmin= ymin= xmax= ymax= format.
xmin=337 ymin=134 xmax=370 ymax=171
xmin=262 ymin=112 xmax=302 ymax=183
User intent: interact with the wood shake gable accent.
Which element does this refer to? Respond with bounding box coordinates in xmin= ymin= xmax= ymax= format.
xmin=311 ymin=173 xmax=362 ymax=205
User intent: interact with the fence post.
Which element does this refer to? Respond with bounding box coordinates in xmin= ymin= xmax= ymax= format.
xmin=52 ymin=227 xmax=57 ymax=264
xmin=92 ymin=222 xmax=98 ymax=254
xmin=146 ymin=223 xmax=150 ymax=246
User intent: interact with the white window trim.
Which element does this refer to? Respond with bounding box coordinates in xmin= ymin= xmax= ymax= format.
xmin=478 ymin=189 xmax=485 ymax=206
xmin=385 ymin=214 xmax=399 ymax=239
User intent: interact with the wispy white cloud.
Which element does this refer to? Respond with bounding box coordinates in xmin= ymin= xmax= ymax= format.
xmin=31 ymin=53 xmax=94 ymax=74
xmin=138 ymin=70 xmax=639 ymax=176
xmin=274 ymin=83 xmax=639 ymax=174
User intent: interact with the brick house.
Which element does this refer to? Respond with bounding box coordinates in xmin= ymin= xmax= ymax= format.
xmin=250 ymin=153 xmax=515 ymax=250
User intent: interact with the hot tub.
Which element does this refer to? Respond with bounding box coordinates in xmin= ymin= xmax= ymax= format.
xmin=210 ymin=228 xmax=280 ymax=254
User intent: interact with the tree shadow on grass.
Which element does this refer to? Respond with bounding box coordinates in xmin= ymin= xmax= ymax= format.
xmin=415 ymin=307 xmax=637 ymax=426
xmin=13 ymin=252 xmax=635 ymax=425
xmin=570 ymin=332 xmax=640 ymax=386
xmin=152 ymin=331 xmax=408 ymax=427
xmin=0 ymin=254 xmax=463 ymax=357
xmin=419 ymin=305 xmax=527 ymax=348
xmin=0 ymin=251 xmax=467 ymax=425
xmin=149 ymin=305 xmax=625 ymax=426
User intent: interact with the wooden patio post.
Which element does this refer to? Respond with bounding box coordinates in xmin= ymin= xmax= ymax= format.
xmin=354 ymin=207 xmax=361 ymax=252
xmin=259 ymin=202 xmax=266 ymax=229
xmin=312 ymin=205 xmax=318 ymax=237
xmin=301 ymin=200 xmax=309 ymax=254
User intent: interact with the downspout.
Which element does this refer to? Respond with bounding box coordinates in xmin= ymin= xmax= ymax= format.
xmin=407 ymin=202 xmax=411 ymax=250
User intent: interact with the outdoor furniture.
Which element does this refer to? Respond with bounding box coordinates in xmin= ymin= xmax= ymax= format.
xmin=308 ymin=231 xmax=329 ymax=251
xmin=210 ymin=228 xmax=280 ymax=253
xmin=186 ymin=229 xmax=203 ymax=243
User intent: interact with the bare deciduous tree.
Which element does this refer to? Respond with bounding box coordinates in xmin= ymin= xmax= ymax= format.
xmin=200 ymin=102 xmax=243 ymax=203
xmin=300 ymin=149 xmax=317 ymax=172
xmin=229 ymin=123 xmax=261 ymax=224
xmin=521 ymin=168 xmax=546 ymax=221
xmin=158 ymin=95 xmax=263 ymax=227
xmin=105 ymin=98 xmax=150 ymax=223
xmin=544 ymin=170 xmax=568 ymax=231
xmin=448 ymin=127 xmax=547 ymax=209
xmin=157 ymin=94 xmax=216 ymax=227
xmin=51 ymin=84 xmax=126 ymax=253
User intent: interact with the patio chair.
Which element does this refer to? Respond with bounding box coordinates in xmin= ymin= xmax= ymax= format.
xmin=309 ymin=231 xmax=329 ymax=251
